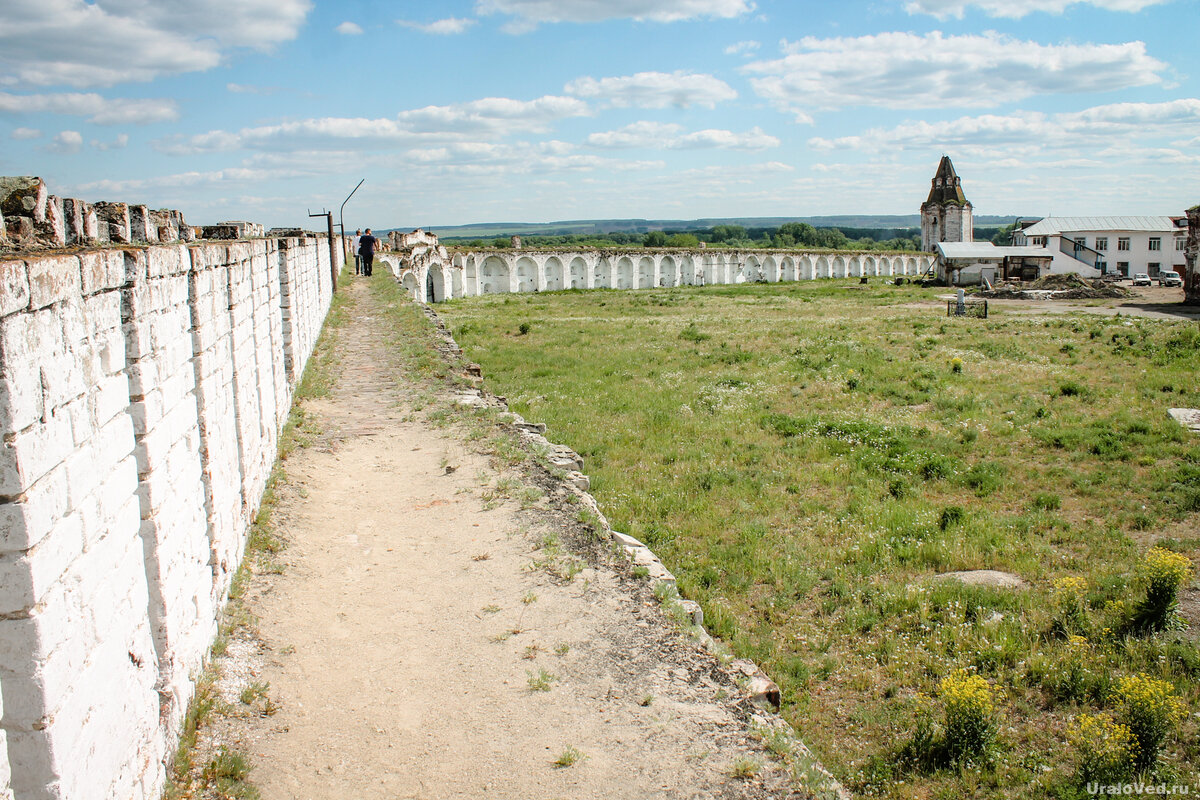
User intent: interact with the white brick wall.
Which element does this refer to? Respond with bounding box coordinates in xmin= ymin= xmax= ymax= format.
xmin=0 ymin=232 xmax=336 ymax=800
xmin=0 ymin=251 xmax=160 ymax=800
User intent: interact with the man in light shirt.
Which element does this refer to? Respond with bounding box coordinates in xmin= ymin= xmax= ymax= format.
xmin=352 ymin=229 xmax=362 ymax=274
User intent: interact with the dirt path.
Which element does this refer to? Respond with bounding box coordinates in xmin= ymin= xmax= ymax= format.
xmin=216 ymin=277 xmax=809 ymax=799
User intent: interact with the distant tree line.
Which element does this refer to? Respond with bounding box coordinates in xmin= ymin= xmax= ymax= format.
xmin=445 ymin=223 xmax=1012 ymax=252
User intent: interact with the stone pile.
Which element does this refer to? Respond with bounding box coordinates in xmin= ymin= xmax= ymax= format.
xmin=0 ymin=176 xmax=202 ymax=250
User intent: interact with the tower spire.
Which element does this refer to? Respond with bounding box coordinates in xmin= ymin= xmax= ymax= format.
xmin=926 ymin=155 xmax=968 ymax=205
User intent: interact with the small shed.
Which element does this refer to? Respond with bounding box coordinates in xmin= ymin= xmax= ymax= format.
xmin=935 ymin=242 xmax=1054 ymax=285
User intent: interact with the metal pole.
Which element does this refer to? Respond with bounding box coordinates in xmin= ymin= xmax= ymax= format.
xmin=338 ymin=179 xmax=365 ymax=265
xmin=309 ymin=210 xmax=338 ymax=293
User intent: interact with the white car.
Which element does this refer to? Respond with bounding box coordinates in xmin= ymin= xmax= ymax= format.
xmin=1132 ymin=273 xmax=1152 ymax=286
xmin=1158 ymin=271 xmax=1183 ymax=287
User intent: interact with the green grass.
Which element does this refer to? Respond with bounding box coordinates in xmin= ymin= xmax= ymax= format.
xmin=437 ymin=280 xmax=1200 ymax=799
xmin=554 ymin=745 xmax=586 ymax=768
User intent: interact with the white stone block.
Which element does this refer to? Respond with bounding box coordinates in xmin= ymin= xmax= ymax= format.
xmin=0 ymin=511 xmax=83 ymax=615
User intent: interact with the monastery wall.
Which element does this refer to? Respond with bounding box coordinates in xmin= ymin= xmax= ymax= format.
xmin=0 ymin=233 xmax=339 ymax=799
xmin=380 ymin=246 xmax=938 ymax=303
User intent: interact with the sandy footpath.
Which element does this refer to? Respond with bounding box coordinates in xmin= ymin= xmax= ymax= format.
xmin=207 ymin=277 xmax=811 ymax=800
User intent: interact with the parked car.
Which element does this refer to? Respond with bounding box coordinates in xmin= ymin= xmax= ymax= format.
xmin=1158 ymin=271 xmax=1183 ymax=287
xmin=1132 ymin=273 xmax=1152 ymax=286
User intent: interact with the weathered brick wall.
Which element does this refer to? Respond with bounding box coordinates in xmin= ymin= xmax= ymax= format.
xmin=0 ymin=233 xmax=339 ymax=800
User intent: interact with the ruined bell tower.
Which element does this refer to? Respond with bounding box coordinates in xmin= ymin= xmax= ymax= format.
xmin=921 ymin=156 xmax=973 ymax=251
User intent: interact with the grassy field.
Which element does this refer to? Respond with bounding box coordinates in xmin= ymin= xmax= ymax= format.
xmin=437 ymin=280 xmax=1199 ymax=798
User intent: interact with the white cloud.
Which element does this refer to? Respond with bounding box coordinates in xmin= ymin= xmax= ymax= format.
xmin=586 ymin=120 xmax=778 ymax=150
xmin=905 ymin=0 xmax=1170 ymax=19
xmin=10 ymin=127 xmax=42 ymax=139
xmin=47 ymin=129 xmax=82 ymax=153
xmin=155 ymin=95 xmax=592 ymax=155
xmin=743 ymin=32 xmax=1167 ymax=121
xmin=0 ymin=0 xmax=312 ymax=88
xmin=476 ymin=0 xmax=754 ymax=31
xmin=565 ymin=71 xmax=736 ymax=109
xmin=396 ymin=95 xmax=591 ymax=133
xmin=90 ymin=133 xmax=129 ymax=150
xmin=227 ymin=83 xmax=279 ymax=95
xmin=724 ymin=40 xmax=760 ymax=55
xmin=73 ymin=167 xmax=288 ymax=196
xmin=335 ymin=21 xmax=363 ymax=34
xmin=807 ymin=99 xmax=1200 ymax=157
xmin=0 ymin=91 xmax=179 ymax=124
xmin=397 ymin=17 xmax=477 ymax=34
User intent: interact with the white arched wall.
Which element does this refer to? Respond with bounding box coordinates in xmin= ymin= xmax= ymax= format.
xmin=636 ymin=256 xmax=655 ymax=289
xmin=398 ymin=248 xmax=934 ymax=302
xmin=427 ymin=264 xmax=448 ymax=303
xmin=780 ymin=257 xmax=796 ymax=282
xmin=659 ymin=256 xmax=677 ymax=287
xmin=744 ymin=255 xmax=762 ymax=282
xmin=515 ymin=256 xmax=537 ymax=292
xmin=594 ymin=257 xmax=613 ymax=289
xmin=544 ymin=256 xmax=564 ymax=291
xmin=480 ymin=255 xmax=509 ymax=294
xmin=569 ymin=256 xmax=588 ymax=289
xmin=401 ymin=272 xmax=420 ymax=300
xmin=616 ymin=257 xmax=634 ymax=290
xmin=680 ymin=256 xmax=696 ymax=286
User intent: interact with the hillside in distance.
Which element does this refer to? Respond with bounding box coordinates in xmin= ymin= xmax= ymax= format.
xmin=387 ymin=214 xmax=1026 ymax=239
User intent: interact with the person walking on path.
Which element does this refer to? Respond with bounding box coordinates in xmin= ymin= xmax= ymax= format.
xmin=351 ymin=229 xmax=362 ymax=275
xmin=358 ymin=228 xmax=378 ymax=277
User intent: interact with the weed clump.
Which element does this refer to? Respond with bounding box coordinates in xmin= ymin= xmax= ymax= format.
xmin=1069 ymin=712 xmax=1138 ymax=785
xmin=940 ymin=669 xmax=1000 ymax=765
xmin=1130 ymin=547 xmax=1192 ymax=633
xmin=1110 ymin=673 xmax=1183 ymax=773
xmin=938 ymin=506 xmax=966 ymax=531
xmin=1049 ymin=576 xmax=1090 ymax=638
xmin=899 ymin=670 xmax=1000 ymax=771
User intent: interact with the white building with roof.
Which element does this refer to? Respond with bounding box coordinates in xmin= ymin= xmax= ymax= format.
xmin=935 ymin=242 xmax=1054 ymax=285
xmin=1012 ymin=216 xmax=1188 ymax=279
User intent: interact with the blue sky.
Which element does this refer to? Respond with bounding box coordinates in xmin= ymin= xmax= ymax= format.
xmin=1 ymin=0 xmax=1197 ymax=230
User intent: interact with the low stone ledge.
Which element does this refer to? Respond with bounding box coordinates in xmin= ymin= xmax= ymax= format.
xmin=416 ymin=298 xmax=854 ymax=800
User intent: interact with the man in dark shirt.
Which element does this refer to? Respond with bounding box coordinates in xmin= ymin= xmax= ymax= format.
xmin=359 ymin=228 xmax=378 ymax=277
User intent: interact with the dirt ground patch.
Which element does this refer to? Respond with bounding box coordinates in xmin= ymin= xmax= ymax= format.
xmin=191 ymin=277 xmax=822 ymax=799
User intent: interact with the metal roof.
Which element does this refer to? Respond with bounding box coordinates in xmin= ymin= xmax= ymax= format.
xmin=1019 ymin=216 xmax=1181 ymax=236
xmin=936 ymin=242 xmax=1053 ymax=260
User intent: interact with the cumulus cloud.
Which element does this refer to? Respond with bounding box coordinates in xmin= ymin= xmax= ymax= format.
xmin=724 ymin=40 xmax=760 ymax=55
xmin=476 ymin=0 xmax=754 ymax=31
xmin=743 ymin=32 xmax=1167 ymax=121
xmin=10 ymin=127 xmax=42 ymax=139
xmin=90 ymin=133 xmax=129 ymax=150
xmin=807 ymin=99 xmax=1200 ymax=156
xmin=335 ymin=21 xmax=363 ymax=34
xmin=565 ymin=71 xmax=736 ymax=109
xmin=47 ymin=129 xmax=82 ymax=153
xmin=0 ymin=0 xmax=312 ymax=88
xmin=397 ymin=17 xmax=477 ymax=34
xmin=395 ymin=95 xmax=591 ymax=134
xmin=0 ymin=91 xmax=179 ymax=124
xmin=586 ymin=120 xmax=779 ymax=150
xmin=905 ymin=0 xmax=1170 ymax=19
xmin=155 ymin=95 xmax=592 ymax=155
xmin=226 ymin=83 xmax=279 ymax=95
xmin=72 ymin=167 xmax=291 ymax=196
